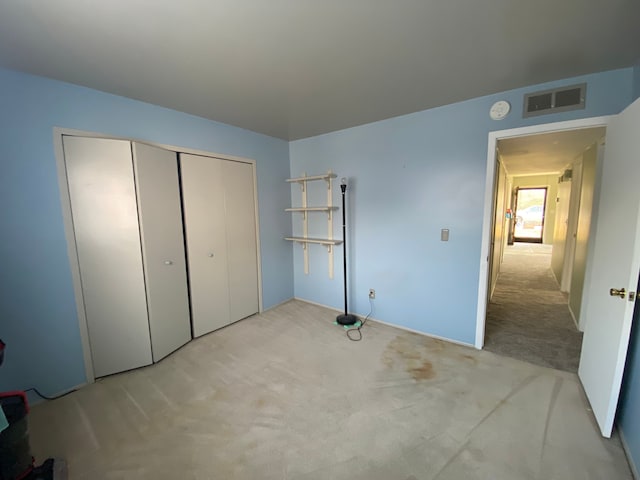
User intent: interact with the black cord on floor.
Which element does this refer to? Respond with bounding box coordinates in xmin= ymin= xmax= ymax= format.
xmin=346 ymin=298 xmax=373 ymax=342
xmin=25 ymin=387 xmax=77 ymax=401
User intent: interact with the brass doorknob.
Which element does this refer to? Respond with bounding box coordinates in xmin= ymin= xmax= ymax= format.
xmin=609 ymin=288 xmax=626 ymax=299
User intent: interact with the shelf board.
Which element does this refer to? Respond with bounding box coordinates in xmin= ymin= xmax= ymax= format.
xmin=286 ymin=173 xmax=337 ymax=183
xmin=285 ymin=206 xmax=339 ymax=212
xmin=285 ymin=237 xmax=343 ymax=246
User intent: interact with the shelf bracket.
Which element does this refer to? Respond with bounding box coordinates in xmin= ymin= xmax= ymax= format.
xmin=303 ymin=242 xmax=309 ymax=275
xmin=301 ymin=173 xmax=309 ymax=276
xmin=325 ymin=170 xmax=333 ymax=190
xmin=326 ymin=169 xmax=334 ymax=279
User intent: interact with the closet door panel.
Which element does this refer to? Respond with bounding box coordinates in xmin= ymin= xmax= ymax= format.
xmin=63 ymin=136 xmax=152 ymax=377
xmin=180 ymin=154 xmax=230 ymax=336
xmin=132 ymin=143 xmax=191 ymax=361
xmin=223 ymin=160 xmax=259 ymax=321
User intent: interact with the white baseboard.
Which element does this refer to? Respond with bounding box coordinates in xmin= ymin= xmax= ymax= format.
xmin=369 ymin=316 xmax=476 ymax=349
xmin=293 ymin=296 xmax=343 ymax=314
xmin=619 ymin=426 xmax=639 ymax=479
xmin=567 ymin=304 xmax=580 ymax=331
xmin=292 ymin=297 xmax=475 ymax=349
xmin=262 ymin=297 xmax=296 ymax=313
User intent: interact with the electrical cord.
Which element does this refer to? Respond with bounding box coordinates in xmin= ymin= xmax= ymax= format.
xmin=346 ymin=297 xmax=374 ymax=341
xmin=25 ymin=387 xmax=77 ymax=401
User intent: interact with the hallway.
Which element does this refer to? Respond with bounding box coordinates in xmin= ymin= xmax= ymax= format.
xmin=484 ymin=243 xmax=583 ymax=372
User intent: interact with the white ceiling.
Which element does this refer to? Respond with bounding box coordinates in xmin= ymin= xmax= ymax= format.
xmin=498 ymin=127 xmax=606 ymax=176
xmin=0 ymin=1 xmax=638 ymax=140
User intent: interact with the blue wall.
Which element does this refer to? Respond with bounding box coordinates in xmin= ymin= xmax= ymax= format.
xmin=290 ymin=68 xmax=635 ymax=345
xmin=0 ymin=67 xmax=292 ymax=396
xmin=633 ymin=64 xmax=640 ymax=101
xmin=1 ymin=63 xmax=638 ymax=427
xmin=619 ymin=276 xmax=640 ymax=475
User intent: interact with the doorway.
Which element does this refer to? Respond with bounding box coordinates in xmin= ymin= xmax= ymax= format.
xmin=479 ymin=100 xmax=640 ymax=438
xmin=476 ymin=119 xmax=608 ymax=370
xmin=513 ymin=187 xmax=547 ymax=243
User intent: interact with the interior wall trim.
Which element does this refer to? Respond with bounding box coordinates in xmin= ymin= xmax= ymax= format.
xmin=293 ymin=297 xmax=475 ymax=349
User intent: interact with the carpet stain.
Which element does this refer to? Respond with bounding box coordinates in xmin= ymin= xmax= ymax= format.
xmin=408 ymin=360 xmax=435 ymax=380
xmin=383 ymin=335 xmax=437 ymax=381
xmin=460 ymin=354 xmax=478 ymax=365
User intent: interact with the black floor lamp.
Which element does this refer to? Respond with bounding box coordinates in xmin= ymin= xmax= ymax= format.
xmin=336 ymin=177 xmax=358 ymax=326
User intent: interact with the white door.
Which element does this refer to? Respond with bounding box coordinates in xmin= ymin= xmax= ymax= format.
xmin=63 ymin=136 xmax=153 ymax=377
xmin=223 ymin=160 xmax=259 ymax=322
xmin=180 ymin=154 xmax=231 ymax=336
xmin=132 ymin=143 xmax=191 ymax=361
xmin=579 ymin=97 xmax=640 ymax=437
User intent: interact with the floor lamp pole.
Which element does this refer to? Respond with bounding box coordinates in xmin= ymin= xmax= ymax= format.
xmin=336 ymin=178 xmax=357 ymax=326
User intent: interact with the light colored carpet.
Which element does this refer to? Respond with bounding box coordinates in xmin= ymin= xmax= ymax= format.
xmin=484 ymin=243 xmax=583 ymax=372
xmin=28 ymin=300 xmax=630 ymax=479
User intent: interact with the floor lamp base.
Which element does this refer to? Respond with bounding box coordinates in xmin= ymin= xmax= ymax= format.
xmin=336 ymin=313 xmax=358 ymax=326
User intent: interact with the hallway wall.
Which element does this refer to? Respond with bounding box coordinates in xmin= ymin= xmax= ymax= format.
xmin=551 ymin=180 xmax=571 ymax=284
xmin=489 ymin=158 xmax=509 ymax=298
xmin=569 ymin=143 xmax=599 ymax=327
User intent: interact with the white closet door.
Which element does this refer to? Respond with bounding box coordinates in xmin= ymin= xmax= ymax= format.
xmin=180 ymin=154 xmax=230 ymax=336
xmin=63 ymin=136 xmax=152 ymax=377
xmin=132 ymin=143 xmax=191 ymax=361
xmin=223 ymin=160 xmax=259 ymax=321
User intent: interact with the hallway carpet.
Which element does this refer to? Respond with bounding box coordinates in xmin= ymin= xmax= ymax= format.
xmin=484 ymin=243 xmax=583 ymax=372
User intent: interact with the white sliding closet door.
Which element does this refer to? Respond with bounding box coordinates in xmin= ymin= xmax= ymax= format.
xmin=132 ymin=143 xmax=191 ymax=361
xmin=180 ymin=154 xmax=231 ymax=336
xmin=63 ymin=136 xmax=152 ymax=377
xmin=223 ymin=160 xmax=259 ymax=322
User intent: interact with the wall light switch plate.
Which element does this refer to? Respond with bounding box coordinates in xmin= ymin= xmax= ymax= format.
xmin=441 ymin=229 xmax=450 ymax=241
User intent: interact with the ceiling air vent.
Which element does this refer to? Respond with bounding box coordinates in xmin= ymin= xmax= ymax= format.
xmin=523 ymin=83 xmax=586 ymax=118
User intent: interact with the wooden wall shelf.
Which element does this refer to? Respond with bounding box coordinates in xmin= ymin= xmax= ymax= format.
xmin=285 ymin=170 xmax=340 ymax=278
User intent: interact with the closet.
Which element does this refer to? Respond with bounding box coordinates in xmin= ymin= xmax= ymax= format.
xmin=62 ymin=136 xmax=259 ymax=378
xmin=180 ymin=153 xmax=259 ymax=337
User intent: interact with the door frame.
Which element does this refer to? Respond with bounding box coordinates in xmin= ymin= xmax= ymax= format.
xmin=487 ymin=156 xmax=511 ymax=302
xmin=53 ymin=127 xmax=264 ymax=384
xmin=475 ymin=116 xmax=613 ymax=348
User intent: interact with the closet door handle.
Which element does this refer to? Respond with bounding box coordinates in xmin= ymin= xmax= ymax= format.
xmin=164 ymin=260 xmax=173 ymax=265
xmin=208 ymin=253 xmax=214 ymax=258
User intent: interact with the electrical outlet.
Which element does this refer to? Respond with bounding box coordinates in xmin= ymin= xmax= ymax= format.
xmin=369 ymin=288 xmax=376 ymax=299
